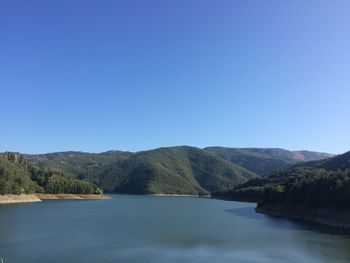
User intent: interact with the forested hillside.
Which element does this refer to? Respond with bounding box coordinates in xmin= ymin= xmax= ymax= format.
xmin=25 ymin=150 xmax=132 ymax=181
xmin=27 ymin=146 xmax=257 ymax=195
xmin=24 ymin=146 xmax=334 ymax=195
xmin=95 ymin=146 xmax=257 ymax=194
xmin=0 ymin=152 xmax=101 ymax=195
xmin=217 ymin=150 xmax=350 ymax=206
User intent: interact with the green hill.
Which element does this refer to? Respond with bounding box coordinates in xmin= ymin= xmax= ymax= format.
xmin=27 ymin=146 xmax=257 ymax=195
xmin=99 ymin=146 xmax=257 ymax=194
xmin=204 ymin=147 xmax=333 ymax=175
xmin=0 ymin=152 xmax=101 ymax=195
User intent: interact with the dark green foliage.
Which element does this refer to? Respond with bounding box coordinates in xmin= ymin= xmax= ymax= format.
xmin=185 ymin=147 xmax=256 ymax=192
xmin=96 ymin=146 xmax=257 ymax=195
xmin=220 ymin=150 xmax=350 ymax=208
xmin=23 ymin=146 xmax=337 ymax=197
xmin=28 ymin=165 xmax=102 ymax=194
xmin=259 ymin=169 xmax=350 ymax=208
xmin=319 ymin=151 xmax=350 ymax=171
xmin=27 ymin=146 xmax=257 ymax=195
xmin=263 ymin=184 xmax=286 ymax=203
xmin=214 ymin=186 xmax=265 ymax=202
xmin=25 ymin=151 xmax=132 ymax=183
xmin=215 ymin=167 xmax=309 ymax=202
xmin=45 ymin=174 xmax=101 ymax=194
xmin=204 ymin=147 xmax=332 ymax=175
xmin=0 ymin=152 xmax=42 ymax=194
xmin=0 ymin=152 xmax=101 ymax=195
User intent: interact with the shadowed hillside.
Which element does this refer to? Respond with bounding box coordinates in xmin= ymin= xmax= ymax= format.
xmin=217 ymin=150 xmax=350 ymax=205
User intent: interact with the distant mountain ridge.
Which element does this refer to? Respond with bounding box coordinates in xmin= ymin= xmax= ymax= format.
xmin=204 ymin=147 xmax=333 ymax=175
xmin=24 ymin=146 xmax=333 ymax=195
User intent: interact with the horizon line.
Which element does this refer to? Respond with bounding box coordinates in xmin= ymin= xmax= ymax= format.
xmin=0 ymin=145 xmax=339 ymax=155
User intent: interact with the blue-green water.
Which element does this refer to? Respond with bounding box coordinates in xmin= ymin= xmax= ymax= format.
xmin=0 ymin=195 xmax=349 ymax=263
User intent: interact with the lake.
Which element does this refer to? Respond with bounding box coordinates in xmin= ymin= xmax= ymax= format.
xmin=0 ymin=195 xmax=349 ymax=263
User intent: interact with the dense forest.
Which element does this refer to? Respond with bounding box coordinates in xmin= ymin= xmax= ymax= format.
xmin=24 ymin=146 xmax=330 ymax=195
xmin=0 ymin=152 xmax=102 ymax=195
xmin=94 ymin=146 xmax=257 ymax=195
xmin=217 ymin=150 xmax=350 ymax=210
xmin=57 ymin=146 xmax=257 ymax=195
xmin=260 ymin=168 xmax=350 ymax=208
xmin=1 ymin=146 xmax=334 ymax=196
xmin=26 ymin=147 xmax=263 ymax=195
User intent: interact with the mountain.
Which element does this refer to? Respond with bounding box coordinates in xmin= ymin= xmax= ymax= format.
xmin=0 ymin=152 xmax=101 ymax=195
xmin=99 ymin=146 xmax=257 ymax=194
xmin=27 ymin=146 xmax=257 ymax=195
xmin=25 ymin=146 xmax=334 ymax=195
xmin=204 ymin=147 xmax=333 ymax=175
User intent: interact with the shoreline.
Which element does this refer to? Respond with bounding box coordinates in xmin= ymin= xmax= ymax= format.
xmin=36 ymin=194 xmax=111 ymax=200
xmin=213 ymin=195 xmax=259 ymax=203
xmin=256 ymin=204 xmax=350 ymax=230
xmin=0 ymin=194 xmax=42 ymax=204
xmin=148 ymin=193 xmax=211 ymax=197
xmin=0 ymin=194 xmax=111 ymax=204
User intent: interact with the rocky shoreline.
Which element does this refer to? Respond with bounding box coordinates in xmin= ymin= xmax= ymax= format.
xmin=0 ymin=194 xmax=111 ymax=204
xmin=256 ymin=204 xmax=350 ymax=229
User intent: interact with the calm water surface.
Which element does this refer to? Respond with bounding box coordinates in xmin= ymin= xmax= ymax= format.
xmin=0 ymin=195 xmax=349 ymax=263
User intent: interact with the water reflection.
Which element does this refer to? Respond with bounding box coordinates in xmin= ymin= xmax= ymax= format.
xmin=225 ymin=205 xmax=350 ymax=238
xmin=0 ymin=195 xmax=350 ymax=263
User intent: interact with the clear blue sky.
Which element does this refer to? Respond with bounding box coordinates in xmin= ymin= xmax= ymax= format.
xmin=1 ymin=0 xmax=349 ymax=154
